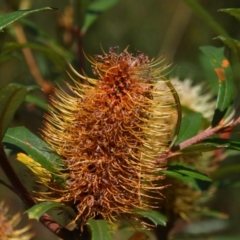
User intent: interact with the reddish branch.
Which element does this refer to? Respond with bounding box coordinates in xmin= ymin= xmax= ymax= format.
xmin=157 ymin=116 xmax=240 ymax=163
xmin=14 ymin=23 xmax=53 ymax=95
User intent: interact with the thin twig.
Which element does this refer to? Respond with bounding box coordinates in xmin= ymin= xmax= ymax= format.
xmin=157 ymin=114 xmax=240 ymax=164
xmin=157 ymin=124 xmax=228 ymax=163
xmin=0 ymin=179 xmax=17 ymax=194
xmin=14 ymin=23 xmax=53 ymax=94
xmin=172 ymin=125 xmax=222 ymax=152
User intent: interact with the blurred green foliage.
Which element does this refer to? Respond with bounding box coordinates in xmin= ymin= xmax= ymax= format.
xmin=1 ymin=1 xmax=240 ymax=240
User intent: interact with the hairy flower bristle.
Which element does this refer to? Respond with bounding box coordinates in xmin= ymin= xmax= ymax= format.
xmin=41 ymin=47 xmax=177 ymax=228
xmin=0 ymin=202 xmax=34 ymax=240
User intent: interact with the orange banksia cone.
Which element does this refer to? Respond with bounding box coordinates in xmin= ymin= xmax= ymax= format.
xmin=41 ymin=47 xmax=177 ymax=228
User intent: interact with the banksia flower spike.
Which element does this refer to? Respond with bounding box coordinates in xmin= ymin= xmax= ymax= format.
xmin=41 ymin=47 xmax=177 ymax=228
xmin=0 ymin=201 xmax=34 ymax=240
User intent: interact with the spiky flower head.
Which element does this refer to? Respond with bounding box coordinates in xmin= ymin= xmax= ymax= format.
xmin=41 ymin=47 xmax=177 ymax=228
xmin=0 ymin=201 xmax=34 ymax=240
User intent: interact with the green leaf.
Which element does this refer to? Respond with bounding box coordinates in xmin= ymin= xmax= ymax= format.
xmin=81 ymin=0 xmax=119 ymax=35
xmin=199 ymin=54 xmax=219 ymax=94
xmin=135 ymin=210 xmax=167 ymax=226
xmin=219 ymin=8 xmax=240 ymax=21
xmin=3 ymin=126 xmax=64 ymax=183
xmin=164 ymin=170 xmax=202 ymax=190
xmin=0 ymin=84 xmax=27 ymax=140
xmin=182 ymin=138 xmax=240 ymax=159
xmin=174 ymin=113 xmax=202 ymax=146
xmin=0 ymin=7 xmax=57 ymax=31
xmin=26 ymin=201 xmax=63 ymax=220
xmin=164 ymin=163 xmax=211 ymax=182
xmin=7 ymin=84 xmax=47 ymax=110
xmin=212 ymin=37 xmax=240 ymax=63
xmin=87 ymin=219 xmax=113 ymax=240
xmin=215 ymin=36 xmax=240 ymax=102
xmin=25 ymin=94 xmax=47 ymax=110
xmin=197 ymin=209 xmax=228 ymax=219
xmin=20 ymin=18 xmax=74 ymax=61
xmin=203 ymin=138 xmax=240 ymax=151
xmin=163 ymin=163 xmax=211 ymax=190
xmin=180 ymin=142 xmax=229 ymax=153
xmin=8 ymin=83 xmax=41 ymax=91
xmin=200 ymin=46 xmax=235 ymax=126
xmin=2 ymin=42 xmax=67 ymax=68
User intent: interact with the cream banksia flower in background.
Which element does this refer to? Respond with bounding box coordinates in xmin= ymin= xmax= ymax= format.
xmin=171 ymin=77 xmax=215 ymax=121
xmin=40 ymin=47 xmax=177 ymax=229
xmin=161 ymin=77 xmax=216 ymax=221
xmin=0 ymin=202 xmax=34 ymax=240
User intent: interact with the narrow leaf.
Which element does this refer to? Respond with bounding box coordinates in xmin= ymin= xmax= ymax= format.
xmin=215 ymin=36 xmax=240 ymax=121
xmin=200 ymin=46 xmax=235 ymax=126
xmin=182 ymin=138 xmax=240 ymax=153
xmin=203 ymin=138 xmax=240 ymax=151
xmin=164 ymin=163 xmax=211 ymax=190
xmin=25 ymin=94 xmax=47 ymax=110
xmin=0 ymin=7 xmax=57 ymax=31
xmin=135 ymin=210 xmax=167 ymax=226
xmin=87 ymin=219 xmax=113 ymax=240
xmin=180 ymin=142 xmax=229 ymax=153
xmin=81 ymin=0 xmax=119 ymax=34
xmin=174 ymin=113 xmax=202 ymax=146
xmin=165 ymin=163 xmax=211 ymax=181
xmin=3 ymin=126 xmax=63 ymax=183
xmin=20 ymin=18 xmax=74 ymax=60
xmin=215 ymin=36 xmax=240 ymax=106
xmin=8 ymin=83 xmax=41 ymax=91
xmin=164 ymin=170 xmax=201 ymax=190
xmin=26 ymin=201 xmax=63 ymax=220
xmin=197 ymin=209 xmax=228 ymax=219
xmin=199 ymin=54 xmax=219 ymax=93
xmin=219 ymin=8 xmax=240 ymax=21
xmin=2 ymin=42 xmax=67 ymax=68
xmin=0 ymin=84 xmax=27 ymax=140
